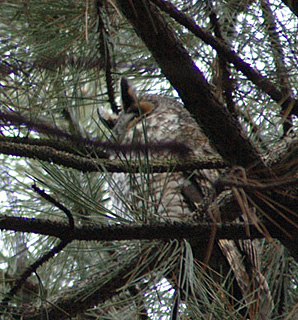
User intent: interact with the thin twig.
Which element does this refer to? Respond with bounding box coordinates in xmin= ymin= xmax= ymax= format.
xmin=1 ymin=188 xmax=75 ymax=305
xmin=32 ymin=184 xmax=75 ymax=229
xmin=96 ymin=1 xmax=119 ymax=114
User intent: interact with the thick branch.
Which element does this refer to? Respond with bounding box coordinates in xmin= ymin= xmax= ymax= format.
xmin=115 ymin=0 xmax=265 ymax=170
xmin=281 ymin=0 xmax=298 ymax=17
xmin=0 ymin=136 xmax=107 ymax=158
xmin=0 ymin=140 xmax=103 ymax=172
xmin=114 ymin=0 xmax=298 ymax=258
xmin=0 ymin=215 xmax=289 ymax=243
xmin=0 ymin=138 xmax=226 ymax=172
xmin=151 ymin=0 xmax=298 ymax=117
xmin=1 ymin=136 xmax=296 ymax=257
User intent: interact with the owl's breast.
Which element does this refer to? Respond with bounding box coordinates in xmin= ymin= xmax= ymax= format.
xmin=109 ymin=95 xmax=219 ymax=223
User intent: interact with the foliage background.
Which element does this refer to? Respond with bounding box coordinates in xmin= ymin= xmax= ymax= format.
xmin=0 ymin=0 xmax=297 ymax=319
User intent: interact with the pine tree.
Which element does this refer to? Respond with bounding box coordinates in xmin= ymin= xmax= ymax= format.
xmin=0 ymin=1 xmax=297 ymax=319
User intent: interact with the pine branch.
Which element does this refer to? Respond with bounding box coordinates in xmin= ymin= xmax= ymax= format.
xmin=151 ymin=0 xmax=298 ymax=118
xmin=207 ymin=4 xmax=238 ymax=118
xmin=260 ymin=0 xmax=293 ymax=133
xmin=7 ymin=248 xmax=153 ymax=320
xmin=1 ymin=188 xmax=75 ymax=306
xmin=0 ymin=55 xmax=105 ymax=77
xmin=114 ymin=0 xmax=267 ymax=170
xmin=1 ymin=240 xmax=70 ymax=307
xmin=114 ymin=0 xmax=298 ymax=260
xmin=0 ymin=135 xmax=296 ymax=257
xmin=32 ymin=184 xmax=75 ymax=229
xmin=0 ymin=215 xmax=290 ymax=243
xmin=0 ymin=136 xmax=226 ymax=172
xmin=96 ymin=1 xmax=119 ymax=114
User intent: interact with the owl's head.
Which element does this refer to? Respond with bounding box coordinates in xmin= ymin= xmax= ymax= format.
xmin=111 ymin=77 xmax=215 ymax=158
xmin=112 ymin=77 xmax=156 ymax=139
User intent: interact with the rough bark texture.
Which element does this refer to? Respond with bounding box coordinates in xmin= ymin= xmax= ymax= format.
xmin=114 ymin=0 xmax=297 ymax=258
xmin=115 ymin=0 xmax=264 ymax=170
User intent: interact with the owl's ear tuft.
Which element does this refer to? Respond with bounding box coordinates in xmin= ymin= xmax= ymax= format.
xmin=120 ymin=77 xmax=137 ymax=112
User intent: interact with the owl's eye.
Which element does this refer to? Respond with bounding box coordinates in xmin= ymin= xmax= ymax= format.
xmin=126 ymin=106 xmax=141 ymax=117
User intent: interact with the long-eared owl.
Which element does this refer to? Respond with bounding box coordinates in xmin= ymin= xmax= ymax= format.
xmin=110 ymin=77 xmax=218 ymax=223
xmin=108 ymin=77 xmax=272 ymax=318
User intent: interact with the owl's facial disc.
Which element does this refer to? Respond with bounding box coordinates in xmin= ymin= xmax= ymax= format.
xmin=113 ymin=111 xmax=138 ymax=138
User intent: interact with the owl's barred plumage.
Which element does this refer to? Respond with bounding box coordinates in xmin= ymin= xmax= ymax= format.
xmin=111 ymin=78 xmax=217 ymax=222
xmin=109 ymin=77 xmax=273 ymax=318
